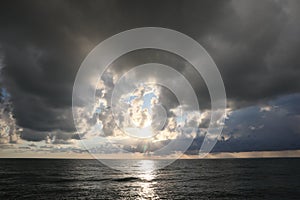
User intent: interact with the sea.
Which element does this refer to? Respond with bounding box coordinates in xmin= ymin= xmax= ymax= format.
xmin=0 ymin=158 xmax=300 ymax=199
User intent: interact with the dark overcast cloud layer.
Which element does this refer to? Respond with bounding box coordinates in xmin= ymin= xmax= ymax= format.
xmin=0 ymin=0 xmax=300 ymax=152
xmin=187 ymin=94 xmax=300 ymax=153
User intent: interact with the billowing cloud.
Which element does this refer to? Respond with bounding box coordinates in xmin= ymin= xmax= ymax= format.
xmin=0 ymin=0 xmax=299 ymax=155
xmin=0 ymin=57 xmax=21 ymax=144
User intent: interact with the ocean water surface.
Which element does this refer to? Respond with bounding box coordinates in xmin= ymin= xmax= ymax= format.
xmin=0 ymin=158 xmax=300 ymax=199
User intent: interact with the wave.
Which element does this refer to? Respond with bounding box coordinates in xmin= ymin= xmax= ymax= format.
xmin=111 ymin=177 xmax=141 ymax=182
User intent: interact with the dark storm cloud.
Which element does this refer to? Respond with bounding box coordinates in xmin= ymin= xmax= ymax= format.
xmin=202 ymin=1 xmax=300 ymax=108
xmin=107 ymin=49 xmax=209 ymax=109
xmin=186 ymin=94 xmax=300 ymax=153
xmin=214 ymin=94 xmax=300 ymax=152
xmin=0 ymin=0 xmax=299 ymax=145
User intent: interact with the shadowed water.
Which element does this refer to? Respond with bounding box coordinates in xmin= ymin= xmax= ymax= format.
xmin=0 ymin=158 xmax=300 ymax=199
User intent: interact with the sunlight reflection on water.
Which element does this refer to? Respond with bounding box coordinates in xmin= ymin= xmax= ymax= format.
xmin=103 ymin=159 xmax=163 ymax=199
xmin=136 ymin=160 xmax=159 ymax=199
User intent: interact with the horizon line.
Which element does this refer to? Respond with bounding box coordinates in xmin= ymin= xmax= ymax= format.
xmin=1 ymin=150 xmax=300 ymax=159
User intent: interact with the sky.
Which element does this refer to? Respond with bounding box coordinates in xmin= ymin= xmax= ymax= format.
xmin=0 ymin=0 xmax=300 ymax=158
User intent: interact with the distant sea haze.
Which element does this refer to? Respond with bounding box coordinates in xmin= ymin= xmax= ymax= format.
xmin=1 ymin=158 xmax=300 ymax=199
